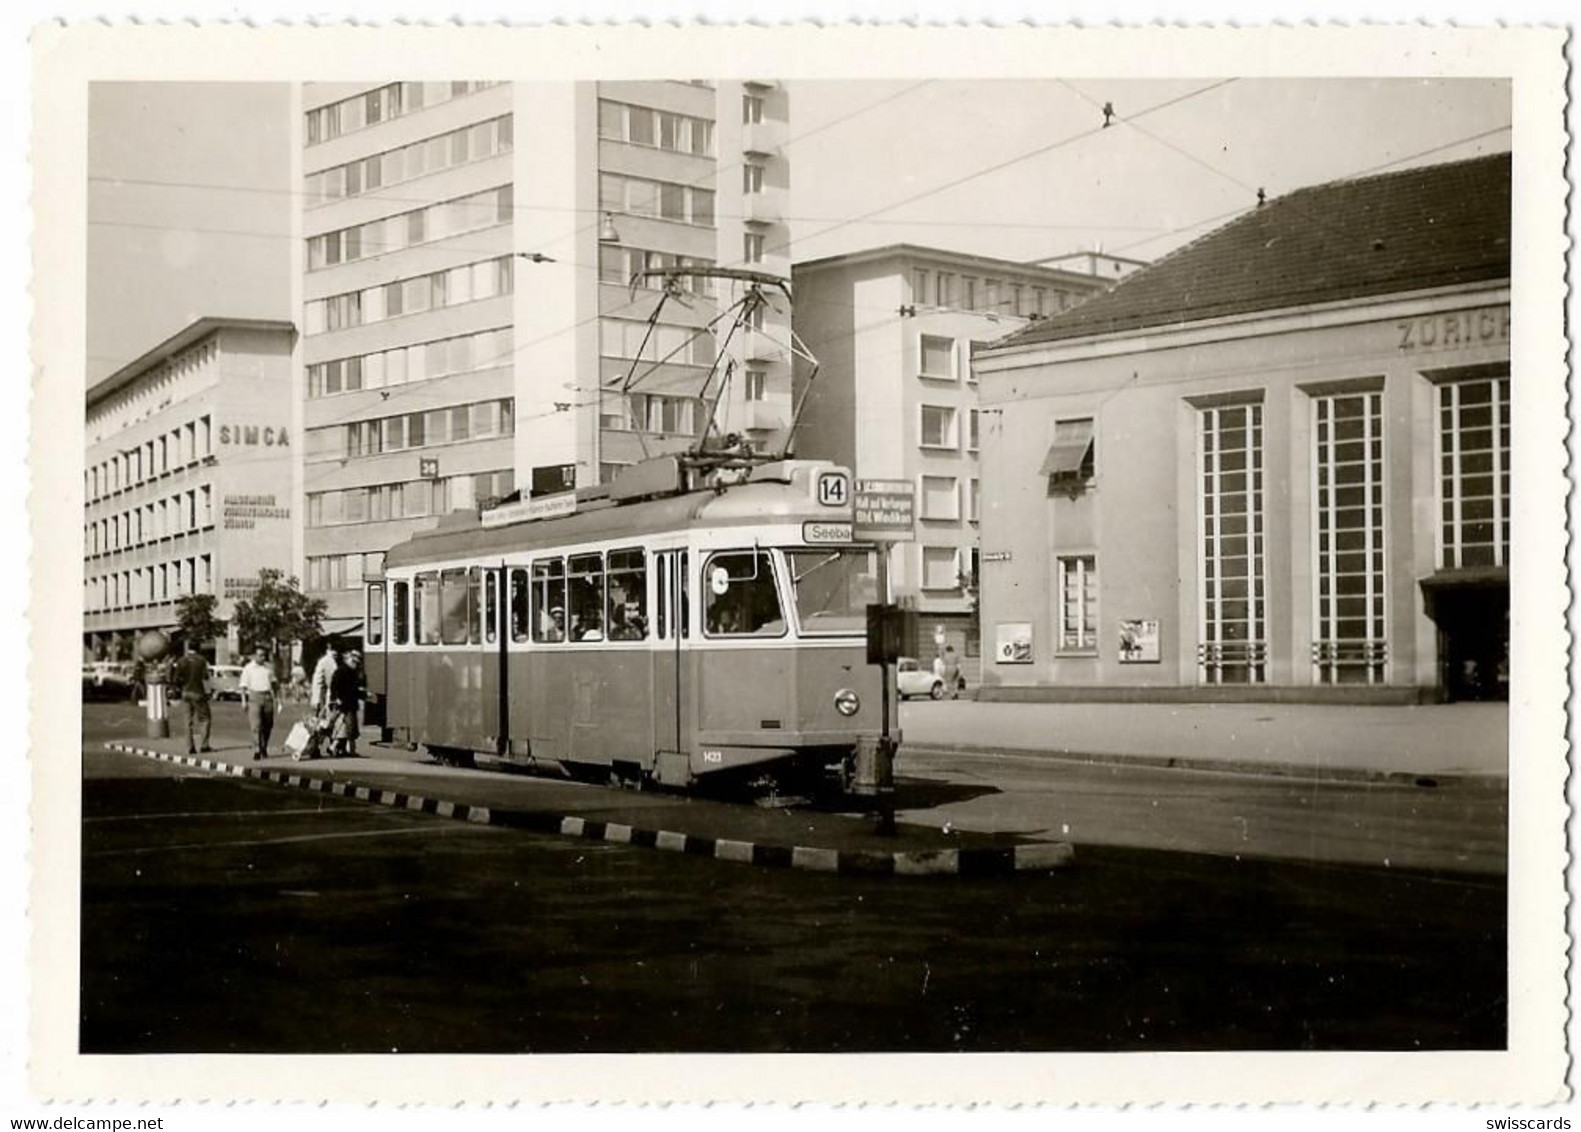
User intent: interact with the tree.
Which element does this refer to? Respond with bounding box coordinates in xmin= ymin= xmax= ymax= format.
xmin=958 ymin=561 xmax=981 ymax=655
xmin=231 ymin=569 xmax=327 ymax=664
xmin=175 ymin=592 xmax=226 ymax=648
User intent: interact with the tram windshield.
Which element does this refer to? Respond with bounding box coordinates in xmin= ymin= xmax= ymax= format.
xmin=786 ymin=548 xmax=879 ymax=636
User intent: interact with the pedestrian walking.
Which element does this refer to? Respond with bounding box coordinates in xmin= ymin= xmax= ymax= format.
xmin=940 ymin=645 xmax=962 ymax=699
xmin=239 ymin=647 xmax=279 ymax=760
xmin=310 ymin=643 xmax=340 ymax=716
xmin=171 ymin=640 xmax=212 ymax=754
xmin=288 ymin=660 xmax=308 ymax=704
xmin=328 ymin=650 xmax=366 ymax=758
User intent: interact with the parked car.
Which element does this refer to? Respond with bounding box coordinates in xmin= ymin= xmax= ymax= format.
xmin=896 ymin=657 xmax=947 ymax=701
xmin=210 ymin=665 xmax=246 ymax=701
xmin=895 ymin=657 xmax=969 ymax=700
xmin=82 ymin=661 xmax=137 ymax=701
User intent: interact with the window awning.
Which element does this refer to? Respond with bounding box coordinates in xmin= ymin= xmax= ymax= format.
xmin=1039 ymin=420 xmax=1095 ymax=476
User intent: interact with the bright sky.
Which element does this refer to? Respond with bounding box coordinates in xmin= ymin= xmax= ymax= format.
xmin=85 ymin=77 xmax=1510 ymax=386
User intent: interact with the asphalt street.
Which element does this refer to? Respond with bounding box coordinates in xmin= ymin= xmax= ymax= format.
xmin=81 ymin=703 xmax=1506 ymax=1054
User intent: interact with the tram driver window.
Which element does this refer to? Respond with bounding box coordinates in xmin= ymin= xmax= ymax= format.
xmin=510 ymin=567 xmax=531 ymax=643
xmin=392 ymin=580 xmax=410 ymax=645
xmin=440 ymin=568 xmax=471 ymax=645
xmin=531 ymin=559 xmax=566 ymax=643
xmin=568 ymin=553 xmax=605 ymax=641
xmin=703 ymin=551 xmax=785 ymax=637
xmin=606 ymin=548 xmax=648 ymax=640
xmin=415 ymin=572 xmax=441 ymax=645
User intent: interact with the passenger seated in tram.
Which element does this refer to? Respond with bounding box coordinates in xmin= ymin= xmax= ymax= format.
xmin=540 ymin=606 xmax=566 ymax=642
xmin=609 ymin=599 xmax=646 ymax=641
xmin=573 ymin=611 xmax=604 ymax=641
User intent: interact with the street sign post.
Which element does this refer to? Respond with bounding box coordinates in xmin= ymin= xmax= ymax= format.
xmin=851 ymin=479 xmax=917 ymax=835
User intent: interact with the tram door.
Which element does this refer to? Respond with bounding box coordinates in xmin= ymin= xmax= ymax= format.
xmin=479 ymin=566 xmax=508 ymax=756
xmin=652 ymin=550 xmax=690 ymax=765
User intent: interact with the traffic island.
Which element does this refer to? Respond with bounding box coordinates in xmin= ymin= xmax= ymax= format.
xmin=102 ymin=739 xmax=1075 ymax=877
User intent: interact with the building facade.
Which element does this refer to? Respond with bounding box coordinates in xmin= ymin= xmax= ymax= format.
xmin=791 ymin=245 xmax=1110 ymax=673
xmin=84 ymin=318 xmax=297 ymax=662
xmin=975 ymin=154 xmax=1510 ymax=703
xmin=297 ymin=80 xmax=791 ymax=625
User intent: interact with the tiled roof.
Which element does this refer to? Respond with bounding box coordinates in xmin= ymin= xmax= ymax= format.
xmin=999 ymin=152 xmax=1510 ymax=349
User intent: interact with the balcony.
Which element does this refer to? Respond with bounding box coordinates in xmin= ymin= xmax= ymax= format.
xmin=740 ymin=398 xmax=790 ymax=433
xmin=742 ymin=187 xmax=783 ymax=227
xmin=741 ymin=118 xmax=786 ymax=157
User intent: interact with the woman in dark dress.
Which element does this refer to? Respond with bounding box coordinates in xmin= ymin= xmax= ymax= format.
xmin=328 ymin=650 xmax=365 ymax=757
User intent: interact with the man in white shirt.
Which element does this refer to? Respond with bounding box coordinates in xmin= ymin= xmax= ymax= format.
xmin=239 ymin=647 xmax=279 ymax=761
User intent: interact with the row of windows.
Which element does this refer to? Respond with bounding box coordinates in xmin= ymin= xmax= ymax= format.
xmin=306 ymin=115 xmax=513 ymax=206
xmin=599 ymin=173 xmax=715 ymax=228
xmin=919 ymin=334 xmax=995 ymax=384
xmin=305 ymin=398 xmax=515 ymax=464
xmin=304 ymin=81 xmax=500 ymax=146
xmin=598 ymin=246 xmax=716 ymax=295
xmin=597 ymin=99 xmax=715 ymax=156
xmin=86 ymin=555 xmax=211 ymax=613
xmin=306 ymin=469 xmax=514 ymax=528
xmin=88 ymin=341 xmax=216 ymax=444
xmin=912 ymin=267 xmax=1081 ymax=319
xmin=375 ymin=546 xmax=872 ymax=649
xmin=87 ymin=416 xmax=213 ymax=502
xmin=305 ymin=256 xmax=514 ymax=337
xmin=599 ymin=318 xmax=716 ymax=368
xmin=306 ymin=185 xmax=513 ymax=270
xmin=86 ymin=487 xmax=211 ymax=557
xmin=305 ymin=552 xmax=388 ymax=593
xmin=307 ymin=326 xmax=514 ymax=400
xmin=598 ymin=391 xmax=700 ymax=437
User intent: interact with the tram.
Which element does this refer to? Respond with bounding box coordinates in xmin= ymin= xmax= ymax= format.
xmin=362 ymin=455 xmax=892 ymax=792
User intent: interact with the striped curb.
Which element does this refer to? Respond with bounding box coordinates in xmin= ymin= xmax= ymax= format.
xmin=103 ymin=741 xmax=1075 ymax=877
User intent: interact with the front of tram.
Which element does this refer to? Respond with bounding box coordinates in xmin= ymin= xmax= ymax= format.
xmin=689 ymin=461 xmax=896 ymax=799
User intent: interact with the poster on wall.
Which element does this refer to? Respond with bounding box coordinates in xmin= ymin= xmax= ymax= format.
xmin=1118 ymin=618 xmax=1161 ymax=663
xmin=994 ymin=622 xmax=1033 ymax=664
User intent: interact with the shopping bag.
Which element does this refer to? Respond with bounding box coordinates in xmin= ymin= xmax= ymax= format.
xmin=284 ymin=720 xmax=313 ymax=758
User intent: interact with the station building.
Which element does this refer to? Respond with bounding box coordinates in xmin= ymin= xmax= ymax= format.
xmin=974 ymin=153 xmax=1510 ymax=702
xmin=791 ymin=244 xmax=1110 ymax=677
xmin=296 ymin=79 xmax=792 ymax=628
xmin=83 ymin=317 xmax=297 ymax=662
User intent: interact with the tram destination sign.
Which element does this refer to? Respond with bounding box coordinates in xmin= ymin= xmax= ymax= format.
xmin=853 ymin=479 xmax=916 ymax=542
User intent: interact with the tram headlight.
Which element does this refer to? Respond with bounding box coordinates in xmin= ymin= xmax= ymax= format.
xmin=834 ymin=688 xmax=861 ymax=717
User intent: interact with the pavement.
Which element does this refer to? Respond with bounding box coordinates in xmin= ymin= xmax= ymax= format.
xmin=898 ymin=699 xmax=1508 ymax=781
xmin=104 ymin=703 xmax=1073 ymax=877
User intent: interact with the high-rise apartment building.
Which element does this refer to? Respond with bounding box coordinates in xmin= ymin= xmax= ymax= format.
xmin=296 ymin=80 xmax=791 ymax=627
xmin=791 ymin=245 xmax=1111 ymax=674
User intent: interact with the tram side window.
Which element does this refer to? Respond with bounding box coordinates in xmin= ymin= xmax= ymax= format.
xmin=415 ymin=572 xmax=441 ymax=645
xmin=392 ymin=580 xmax=410 ymax=645
xmin=440 ymin=568 xmax=471 ymax=645
xmin=606 ymin=548 xmax=648 ymax=640
xmin=568 ymin=553 xmax=605 ymax=640
xmin=531 ymin=559 xmax=566 ymax=642
xmin=509 ymin=568 xmax=531 ymax=642
xmin=703 ymin=551 xmax=784 ymax=637
xmin=366 ymin=583 xmax=385 ymax=646
xmin=467 ymin=566 xmax=484 ymax=645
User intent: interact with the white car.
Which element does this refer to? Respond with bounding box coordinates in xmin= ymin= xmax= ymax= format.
xmin=896 ymin=657 xmax=947 ymax=700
